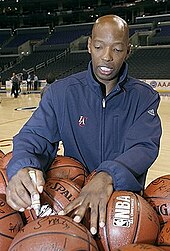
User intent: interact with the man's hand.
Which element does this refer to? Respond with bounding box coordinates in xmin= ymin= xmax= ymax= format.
xmin=6 ymin=167 xmax=45 ymax=212
xmin=58 ymin=171 xmax=113 ymax=235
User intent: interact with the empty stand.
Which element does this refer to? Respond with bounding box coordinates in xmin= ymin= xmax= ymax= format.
xmin=127 ymin=46 xmax=170 ymax=79
xmin=148 ymin=23 xmax=170 ymax=45
xmin=0 ymin=29 xmax=12 ymax=46
xmin=4 ymin=27 xmax=50 ymax=48
xmin=1 ymin=22 xmax=170 ymax=85
xmin=43 ymin=24 xmax=92 ymax=46
xmin=0 ymin=49 xmax=65 ymax=82
xmin=36 ymin=51 xmax=91 ymax=79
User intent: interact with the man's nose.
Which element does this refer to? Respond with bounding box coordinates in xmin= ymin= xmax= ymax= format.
xmin=102 ymin=47 xmax=113 ymax=61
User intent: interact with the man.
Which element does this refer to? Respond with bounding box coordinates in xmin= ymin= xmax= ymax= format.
xmin=11 ymin=72 xmax=19 ymax=98
xmin=33 ymin=73 xmax=39 ymax=91
xmin=6 ymin=15 xmax=162 ymax=235
xmin=40 ymin=72 xmax=57 ymax=98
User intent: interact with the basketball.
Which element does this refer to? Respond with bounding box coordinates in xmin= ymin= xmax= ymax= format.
xmin=1 ymin=151 xmax=12 ymax=169
xmin=21 ymin=208 xmax=37 ymax=225
xmin=0 ymin=194 xmax=24 ymax=250
xmin=113 ymin=243 xmax=164 ymax=251
xmin=41 ymin=178 xmax=81 ymax=214
xmin=0 ymin=168 xmax=8 ymax=194
xmin=9 ymin=215 xmax=99 ymax=251
xmin=46 ymin=155 xmax=88 ymax=187
xmin=85 ymin=170 xmax=96 ymax=185
xmin=0 ymin=150 xmax=4 ymax=159
xmin=144 ymin=175 xmax=170 ymax=228
xmin=22 ymin=203 xmax=56 ymax=224
xmin=157 ymin=220 xmax=170 ymax=250
xmin=97 ymin=191 xmax=160 ymax=251
xmin=0 ymin=150 xmax=4 ymax=168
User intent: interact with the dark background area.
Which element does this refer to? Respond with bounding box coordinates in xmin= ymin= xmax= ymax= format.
xmin=0 ymin=0 xmax=170 ymax=84
xmin=0 ymin=0 xmax=169 ymax=28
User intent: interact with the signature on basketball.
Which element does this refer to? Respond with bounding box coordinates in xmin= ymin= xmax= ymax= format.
xmin=33 ymin=216 xmax=70 ymax=231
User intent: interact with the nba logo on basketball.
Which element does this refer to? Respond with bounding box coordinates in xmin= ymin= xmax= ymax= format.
xmin=113 ymin=195 xmax=134 ymax=227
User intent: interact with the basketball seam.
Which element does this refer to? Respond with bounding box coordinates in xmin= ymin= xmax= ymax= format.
xmin=144 ymin=196 xmax=170 ymax=199
xmin=0 ymin=170 xmax=8 ymax=186
xmin=9 ymin=231 xmax=98 ymax=250
xmin=0 ymin=211 xmax=20 ymax=220
xmin=0 ymin=232 xmax=14 ymax=239
xmin=42 ymin=189 xmax=63 ymax=212
xmin=132 ymin=193 xmax=141 ymax=243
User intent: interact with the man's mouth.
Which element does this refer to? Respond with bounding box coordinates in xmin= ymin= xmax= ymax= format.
xmin=99 ymin=66 xmax=113 ymax=75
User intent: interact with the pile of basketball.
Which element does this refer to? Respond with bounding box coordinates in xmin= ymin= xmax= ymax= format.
xmin=0 ymin=149 xmax=170 ymax=251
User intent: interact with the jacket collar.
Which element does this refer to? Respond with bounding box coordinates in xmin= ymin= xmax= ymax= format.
xmin=86 ymin=61 xmax=128 ymax=97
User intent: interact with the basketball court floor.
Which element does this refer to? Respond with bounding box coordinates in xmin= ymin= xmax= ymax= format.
xmin=0 ymin=91 xmax=170 ymax=187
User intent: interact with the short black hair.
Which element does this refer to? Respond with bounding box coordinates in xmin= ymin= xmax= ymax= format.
xmin=46 ymin=72 xmax=56 ymax=84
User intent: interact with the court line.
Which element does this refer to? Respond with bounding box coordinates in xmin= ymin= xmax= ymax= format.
xmin=0 ymin=117 xmax=31 ymax=126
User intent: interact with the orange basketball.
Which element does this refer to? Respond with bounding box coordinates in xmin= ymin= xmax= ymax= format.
xmin=1 ymin=151 xmax=12 ymax=169
xmin=46 ymin=155 xmax=88 ymax=187
xmin=0 ymin=150 xmax=4 ymax=168
xmin=84 ymin=170 xmax=96 ymax=185
xmin=97 ymin=191 xmax=160 ymax=251
xmin=113 ymin=243 xmax=164 ymax=251
xmin=157 ymin=220 xmax=170 ymax=250
xmin=144 ymin=175 xmax=170 ymax=228
xmin=0 ymin=168 xmax=8 ymax=194
xmin=21 ymin=208 xmax=37 ymax=225
xmin=9 ymin=215 xmax=99 ymax=251
xmin=22 ymin=203 xmax=56 ymax=224
xmin=41 ymin=178 xmax=81 ymax=214
xmin=0 ymin=194 xmax=24 ymax=250
xmin=0 ymin=150 xmax=4 ymax=159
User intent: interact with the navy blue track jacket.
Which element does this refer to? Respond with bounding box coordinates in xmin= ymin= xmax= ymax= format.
xmin=7 ymin=62 xmax=162 ymax=192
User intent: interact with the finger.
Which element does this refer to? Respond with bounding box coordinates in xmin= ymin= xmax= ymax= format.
xmin=6 ymin=188 xmax=20 ymax=210
xmin=99 ymin=199 xmax=107 ymax=228
xmin=90 ymin=203 xmax=98 ymax=235
xmin=6 ymin=168 xmax=36 ymax=210
xmin=73 ymin=200 xmax=89 ymax=223
xmin=6 ymin=182 xmax=31 ymax=210
xmin=34 ymin=169 xmax=45 ymax=193
xmin=58 ymin=196 xmax=83 ymax=216
xmin=28 ymin=170 xmax=41 ymax=216
xmin=18 ymin=168 xmax=37 ymax=195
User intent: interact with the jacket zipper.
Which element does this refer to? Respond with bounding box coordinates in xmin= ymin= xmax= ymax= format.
xmin=101 ymin=97 xmax=106 ymax=163
xmin=102 ymin=98 xmax=106 ymax=108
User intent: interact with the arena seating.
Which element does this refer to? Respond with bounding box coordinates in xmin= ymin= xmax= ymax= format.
xmin=4 ymin=27 xmax=50 ymax=48
xmin=36 ymin=51 xmax=91 ymax=79
xmin=127 ymin=46 xmax=170 ymax=79
xmin=0 ymin=56 xmax=19 ymax=72
xmin=1 ymin=49 xmax=64 ymax=82
xmin=0 ymin=29 xmax=12 ymax=46
xmin=148 ymin=24 xmax=170 ymax=45
xmin=0 ymin=21 xmax=170 ymax=86
xmin=42 ymin=24 xmax=92 ymax=46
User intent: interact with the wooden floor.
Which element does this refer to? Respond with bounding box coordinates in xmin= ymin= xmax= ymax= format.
xmin=0 ymin=91 xmax=169 ymax=187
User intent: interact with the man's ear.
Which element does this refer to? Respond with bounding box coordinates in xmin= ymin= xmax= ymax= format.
xmin=126 ymin=44 xmax=131 ymax=60
xmin=87 ymin=36 xmax=92 ymax=54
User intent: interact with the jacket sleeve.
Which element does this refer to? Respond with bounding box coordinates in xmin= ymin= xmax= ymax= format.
xmin=6 ymin=88 xmax=60 ymax=181
xmin=96 ymin=92 xmax=162 ymax=192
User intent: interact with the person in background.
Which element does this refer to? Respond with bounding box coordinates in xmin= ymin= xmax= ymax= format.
xmin=40 ymin=72 xmax=57 ymax=98
xmin=33 ymin=73 xmax=39 ymax=91
xmin=22 ymin=68 xmax=28 ymax=82
xmin=11 ymin=72 xmax=19 ymax=98
xmin=26 ymin=73 xmax=32 ymax=92
xmin=6 ymin=15 xmax=162 ymax=235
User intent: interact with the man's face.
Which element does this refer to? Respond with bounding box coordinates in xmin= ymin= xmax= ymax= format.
xmin=88 ymin=22 xmax=130 ymax=86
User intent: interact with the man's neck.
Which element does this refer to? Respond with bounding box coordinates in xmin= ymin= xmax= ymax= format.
xmin=105 ymin=78 xmax=118 ymax=96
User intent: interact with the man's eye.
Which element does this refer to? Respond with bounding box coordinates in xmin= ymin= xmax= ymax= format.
xmin=114 ymin=48 xmax=122 ymax=52
xmin=94 ymin=46 xmax=100 ymax=49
